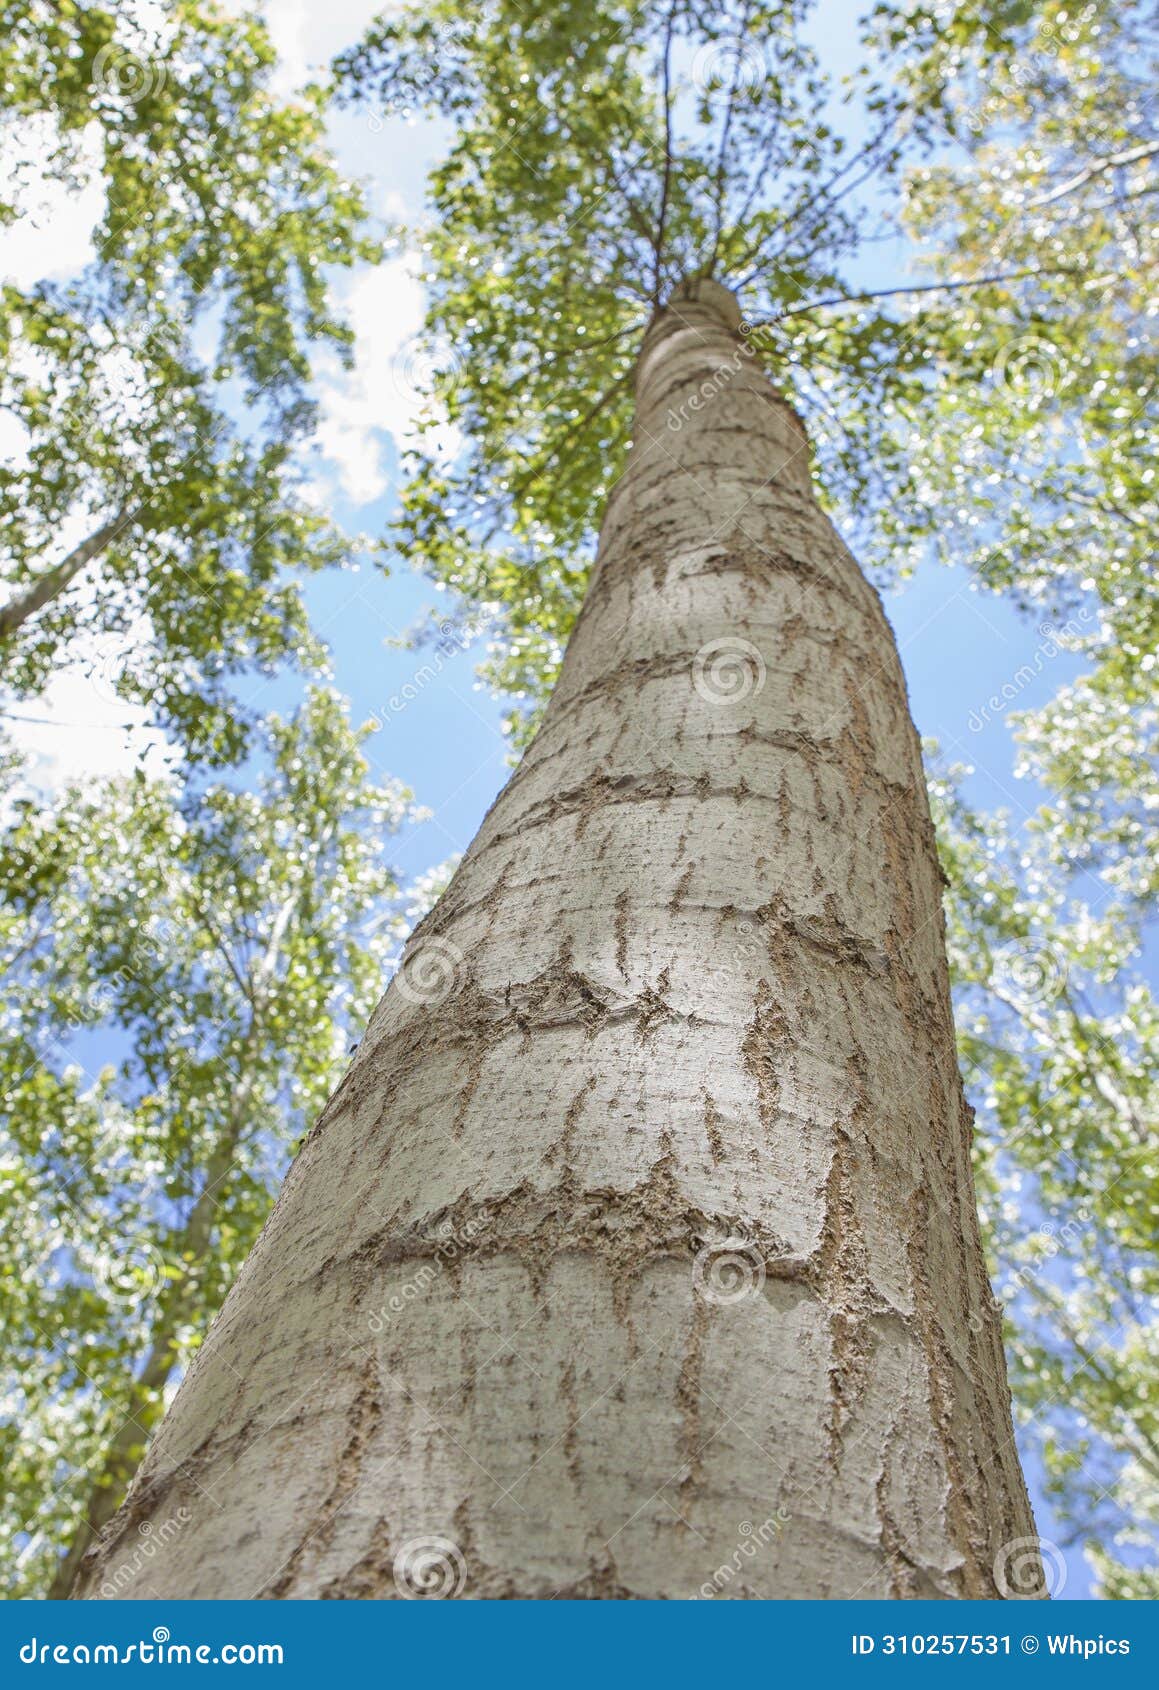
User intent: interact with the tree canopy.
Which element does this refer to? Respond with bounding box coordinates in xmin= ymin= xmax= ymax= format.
xmin=0 ymin=0 xmax=380 ymax=763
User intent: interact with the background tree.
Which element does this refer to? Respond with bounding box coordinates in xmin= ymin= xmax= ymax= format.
xmin=879 ymin=0 xmax=1158 ymax=1596
xmin=0 ymin=690 xmax=418 ymax=1597
xmin=877 ymin=0 xmax=1156 ymax=895
xmin=0 ymin=0 xmax=381 ymax=763
xmin=932 ymin=766 xmax=1158 ymax=1596
xmin=0 ymin=0 xmax=448 ymax=1601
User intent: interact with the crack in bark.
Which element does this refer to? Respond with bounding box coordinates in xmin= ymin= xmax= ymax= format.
xmin=259 ymin=1354 xmax=382 ymax=1599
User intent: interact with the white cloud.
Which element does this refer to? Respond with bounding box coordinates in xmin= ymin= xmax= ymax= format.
xmin=256 ymin=0 xmax=392 ymax=97
xmin=312 ymin=252 xmax=463 ymax=507
xmin=0 ymin=410 xmax=32 ymax=475
xmin=242 ymin=1 xmax=458 ymax=508
xmin=2 ymin=543 xmax=168 ymax=797
xmin=2 ymin=0 xmax=451 ymax=790
xmin=5 ymin=663 xmax=166 ymax=797
xmin=0 ymin=116 xmax=105 ymax=289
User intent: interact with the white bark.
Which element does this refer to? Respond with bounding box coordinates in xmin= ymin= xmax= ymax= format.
xmin=0 ymin=509 xmax=136 ymax=640
xmin=74 ymin=280 xmax=1039 ymax=1601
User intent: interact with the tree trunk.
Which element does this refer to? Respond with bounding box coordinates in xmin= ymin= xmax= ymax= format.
xmin=72 ymin=280 xmax=1040 ymax=1601
xmin=51 ymin=1060 xmax=258 ymax=1598
xmin=0 ymin=510 xmax=134 ymax=641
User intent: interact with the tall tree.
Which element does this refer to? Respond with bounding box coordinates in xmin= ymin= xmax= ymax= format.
xmin=72 ymin=272 xmax=1038 ymax=1598
xmin=363 ymin=0 xmax=1158 ymax=1591
xmin=71 ymin=0 xmax=1155 ymax=1597
xmin=0 ymin=691 xmax=417 ymax=1597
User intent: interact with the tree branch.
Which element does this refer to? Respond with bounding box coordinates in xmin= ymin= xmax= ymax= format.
xmin=1028 ymin=138 xmax=1159 ymax=208
xmin=652 ymin=5 xmax=676 ymax=306
xmin=0 ymin=508 xmax=138 ymax=641
xmin=751 ymin=265 xmax=1083 ymax=325
xmin=706 ymin=3 xmax=755 ymax=278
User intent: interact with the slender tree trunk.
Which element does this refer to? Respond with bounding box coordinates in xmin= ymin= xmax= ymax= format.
xmin=47 ymin=1330 xmax=181 ymax=1600
xmin=51 ymin=1076 xmax=254 ymax=1597
xmin=73 ymin=281 xmax=1040 ymax=1600
xmin=0 ymin=510 xmax=133 ymax=641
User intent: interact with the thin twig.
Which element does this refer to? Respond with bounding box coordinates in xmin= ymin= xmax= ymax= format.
xmin=750 ymin=265 xmax=1083 ymax=325
xmin=653 ymin=5 xmax=677 ymax=305
xmin=1028 ymin=138 xmax=1159 ymax=208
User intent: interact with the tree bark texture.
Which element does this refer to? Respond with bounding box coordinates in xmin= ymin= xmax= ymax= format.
xmin=72 ymin=280 xmax=1040 ymax=1601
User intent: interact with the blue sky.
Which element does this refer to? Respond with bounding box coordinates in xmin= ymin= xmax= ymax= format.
xmin=4 ymin=0 xmax=1118 ymax=1598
